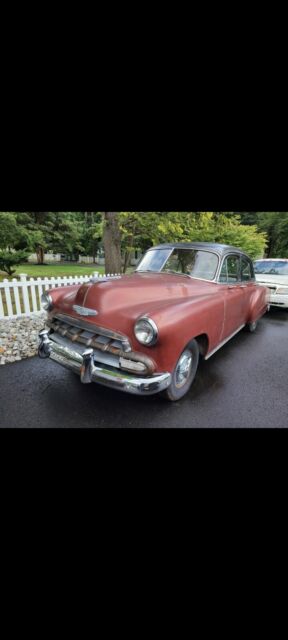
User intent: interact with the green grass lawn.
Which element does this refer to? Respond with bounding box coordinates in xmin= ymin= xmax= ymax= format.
xmin=0 ymin=263 xmax=132 ymax=282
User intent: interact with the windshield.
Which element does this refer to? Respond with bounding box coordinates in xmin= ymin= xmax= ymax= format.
xmin=254 ymin=260 xmax=288 ymax=275
xmin=136 ymin=248 xmax=219 ymax=281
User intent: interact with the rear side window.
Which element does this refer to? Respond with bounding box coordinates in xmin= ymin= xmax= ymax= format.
xmin=241 ymin=257 xmax=254 ymax=282
xmin=219 ymin=255 xmax=240 ymax=283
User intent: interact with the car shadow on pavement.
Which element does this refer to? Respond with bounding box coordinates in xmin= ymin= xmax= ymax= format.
xmin=265 ymin=307 xmax=288 ymax=324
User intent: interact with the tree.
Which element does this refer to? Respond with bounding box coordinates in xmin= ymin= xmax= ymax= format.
xmin=80 ymin=212 xmax=103 ymax=262
xmin=0 ymin=211 xmax=269 ymax=276
xmin=118 ymin=212 xmax=208 ymax=272
xmin=275 ymin=213 xmax=288 ymax=257
xmin=46 ymin=212 xmax=84 ymax=259
xmin=255 ymin=212 xmax=288 ymax=257
xmin=0 ymin=212 xmax=19 ymax=247
xmin=0 ymin=212 xmax=30 ymax=275
xmin=238 ymin=212 xmax=260 ymax=226
xmin=0 ymin=250 xmax=30 ymax=276
xmin=239 ymin=212 xmax=288 ymax=257
xmin=103 ymin=212 xmax=122 ymax=273
xmin=210 ymin=213 xmax=267 ymax=258
xmin=26 ymin=212 xmax=51 ymax=263
xmin=13 ymin=212 xmax=56 ymax=264
xmin=14 ymin=212 xmax=86 ymax=262
xmin=118 ymin=212 xmax=267 ymax=263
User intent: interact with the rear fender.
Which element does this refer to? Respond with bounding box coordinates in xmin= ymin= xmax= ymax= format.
xmin=248 ymin=286 xmax=268 ymax=323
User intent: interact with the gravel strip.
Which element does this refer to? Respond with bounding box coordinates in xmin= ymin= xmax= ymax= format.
xmin=0 ymin=313 xmax=47 ymax=365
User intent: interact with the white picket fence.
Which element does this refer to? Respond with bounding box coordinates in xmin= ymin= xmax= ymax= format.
xmin=0 ymin=272 xmax=121 ymax=320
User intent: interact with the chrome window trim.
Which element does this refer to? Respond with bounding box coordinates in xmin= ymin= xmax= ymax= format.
xmin=138 ymin=247 xmax=255 ymax=287
xmin=240 ymin=255 xmax=255 ymax=283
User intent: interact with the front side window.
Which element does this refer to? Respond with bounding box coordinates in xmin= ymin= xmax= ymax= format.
xmin=219 ymin=255 xmax=240 ymax=283
xmin=136 ymin=248 xmax=219 ymax=281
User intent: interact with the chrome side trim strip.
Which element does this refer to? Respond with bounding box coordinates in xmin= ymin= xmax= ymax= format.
xmin=205 ymin=324 xmax=245 ymax=360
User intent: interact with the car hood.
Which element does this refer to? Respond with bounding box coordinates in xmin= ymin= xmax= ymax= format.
xmin=255 ymin=274 xmax=288 ymax=286
xmin=54 ymin=272 xmax=218 ymax=324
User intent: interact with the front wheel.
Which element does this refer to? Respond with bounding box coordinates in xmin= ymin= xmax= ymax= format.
xmin=162 ymin=340 xmax=199 ymax=402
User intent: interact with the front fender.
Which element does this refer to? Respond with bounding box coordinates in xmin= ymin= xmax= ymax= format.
xmin=48 ymin=285 xmax=79 ymax=308
xmin=133 ymin=295 xmax=225 ymax=374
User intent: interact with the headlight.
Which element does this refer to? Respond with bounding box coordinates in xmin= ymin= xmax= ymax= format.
xmin=41 ymin=292 xmax=53 ymax=311
xmin=276 ymin=287 xmax=288 ymax=295
xmin=134 ymin=317 xmax=158 ymax=346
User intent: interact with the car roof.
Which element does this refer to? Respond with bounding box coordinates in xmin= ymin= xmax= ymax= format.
xmin=150 ymin=242 xmax=251 ymax=258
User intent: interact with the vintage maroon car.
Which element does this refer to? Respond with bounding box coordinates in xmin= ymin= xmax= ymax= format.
xmin=38 ymin=243 xmax=268 ymax=401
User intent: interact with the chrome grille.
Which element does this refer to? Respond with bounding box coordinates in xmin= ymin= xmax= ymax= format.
xmin=46 ymin=314 xmax=156 ymax=376
xmin=47 ymin=314 xmax=130 ymax=355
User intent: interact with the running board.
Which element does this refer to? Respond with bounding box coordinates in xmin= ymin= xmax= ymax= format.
xmin=205 ymin=324 xmax=246 ymax=360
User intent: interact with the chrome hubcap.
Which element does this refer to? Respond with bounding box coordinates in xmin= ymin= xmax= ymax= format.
xmin=175 ymin=350 xmax=192 ymax=388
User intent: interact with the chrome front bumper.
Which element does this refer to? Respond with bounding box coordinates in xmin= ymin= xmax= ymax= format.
xmin=38 ymin=330 xmax=171 ymax=396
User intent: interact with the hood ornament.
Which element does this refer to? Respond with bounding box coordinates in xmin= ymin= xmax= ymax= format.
xmin=73 ymin=305 xmax=98 ymax=317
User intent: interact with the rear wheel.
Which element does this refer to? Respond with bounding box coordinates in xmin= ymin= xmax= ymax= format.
xmin=162 ymin=340 xmax=199 ymax=402
xmin=245 ymin=320 xmax=258 ymax=333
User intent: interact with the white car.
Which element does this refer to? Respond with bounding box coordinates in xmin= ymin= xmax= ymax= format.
xmin=254 ymin=259 xmax=288 ymax=309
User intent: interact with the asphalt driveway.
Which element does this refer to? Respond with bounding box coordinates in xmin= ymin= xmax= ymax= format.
xmin=1 ymin=308 xmax=288 ymax=428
